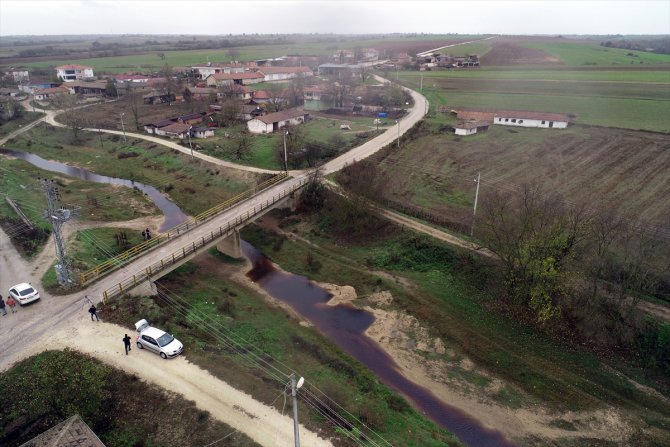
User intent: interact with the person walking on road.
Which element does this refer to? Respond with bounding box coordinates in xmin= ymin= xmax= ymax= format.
xmin=6 ymin=296 xmax=17 ymax=313
xmin=89 ymin=304 xmax=99 ymax=321
xmin=123 ymin=334 xmax=132 ymax=355
xmin=0 ymin=295 xmax=6 ymax=316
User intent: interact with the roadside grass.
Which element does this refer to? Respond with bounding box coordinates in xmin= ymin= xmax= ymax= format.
xmin=0 ymin=111 xmax=43 ymax=137
xmin=0 ymin=350 xmax=258 ymax=447
xmin=241 ymin=220 xmax=670 ymax=425
xmin=68 ymin=227 xmax=145 ymax=272
xmin=521 ymin=42 xmax=670 ymax=66
xmin=100 ymin=256 xmax=460 ymax=447
xmin=5 ymin=126 xmax=262 ymax=216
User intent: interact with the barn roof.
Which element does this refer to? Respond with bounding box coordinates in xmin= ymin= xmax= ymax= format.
xmin=254 ymin=107 xmax=306 ymax=124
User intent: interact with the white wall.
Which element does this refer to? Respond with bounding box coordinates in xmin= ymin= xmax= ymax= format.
xmin=494 ymin=117 xmax=568 ymax=129
xmin=455 ymin=127 xmax=477 ymax=136
xmin=247 ymin=119 xmax=271 ymax=134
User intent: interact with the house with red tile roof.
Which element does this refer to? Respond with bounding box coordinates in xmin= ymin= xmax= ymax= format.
xmin=256 ymin=66 xmax=313 ymax=82
xmin=34 ymin=85 xmax=70 ymax=101
xmin=55 ymin=64 xmax=94 ymax=81
xmin=155 ymin=122 xmax=192 ymax=138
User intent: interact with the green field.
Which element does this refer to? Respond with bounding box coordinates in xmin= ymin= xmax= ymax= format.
xmin=405 ymin=69 xmax=670 ymax=83
xmin=522 ymin=41 xmax=670 ymax=66
xmin=425 ymin=42 xmax=492 ymax=57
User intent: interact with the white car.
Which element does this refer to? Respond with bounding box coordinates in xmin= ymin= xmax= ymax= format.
xmin=8 ymin=283 xmax=40 ymax=306
xmin=134 ymin=319 xmax=183 ymax=359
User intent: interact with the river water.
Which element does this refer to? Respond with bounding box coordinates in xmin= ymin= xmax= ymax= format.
xmin=0 ymin=148 xmax=188 ymax=231
xmin=243 ymin=240 xmax=516 ymax=447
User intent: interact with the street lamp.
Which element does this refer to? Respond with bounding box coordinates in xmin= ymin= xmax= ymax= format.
xmin=120 ymin=112 xmax=127 ymax=142
xmin=283 ymin=130 xmax=289 ymax=172
xmin=291 ymin=374 xmax=305 ymax=447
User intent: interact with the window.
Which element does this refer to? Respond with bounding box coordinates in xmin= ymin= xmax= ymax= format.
xmin=519 ymin=120 xmax=524 ymax=124
xmin=142 ymin=335 xmax=158 ymax=346
xmin=511 ymin=119 xmax=516 ymax=123
xmin=505 ymin=118 xmax=509 ymax=122
xmin=541 ymin=120 xmax=546 ymax=125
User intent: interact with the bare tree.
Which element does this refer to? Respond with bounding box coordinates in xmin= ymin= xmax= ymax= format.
xmin=127 ymin=90 xmax=142 ymax=130
xmin=266 ymin=83 xmax=288 ymax=112
xmin=52 ymin=94 xmax=85 ymax=140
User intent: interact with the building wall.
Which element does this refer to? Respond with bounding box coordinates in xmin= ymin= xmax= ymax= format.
xmin=455 ymin=127 xmax=477 ymax=136
xmin=494 ymin=117 xmax=568 ymax=129
xmin=247 ymin=119 xmax=271 ymax=134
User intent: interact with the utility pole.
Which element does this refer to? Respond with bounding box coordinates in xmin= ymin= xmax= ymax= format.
xmin=41 ymin=178 xmax=75 ymax=287
xmin=283 ymin=130 xmax=289 ymax=172
xmin=396 ymin=120 xmax=400 ymax=149
xmin=187 ymin=126 xmax=194 ymax=160
xmin=290 ymin=374 xmax=304 ymax=447
xmin=120 ymin=112 xmax=127 ymax=142
xmin=420 ymin=74 xmax=423 ymax=91
xmin=470 ymin=172 xmax=481 ymax=237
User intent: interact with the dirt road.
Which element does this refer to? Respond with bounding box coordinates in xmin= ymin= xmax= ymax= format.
xmin=0 ymin=225 xmax=332 ymax=446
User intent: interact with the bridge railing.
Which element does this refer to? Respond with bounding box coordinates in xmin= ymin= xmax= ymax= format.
xmin=79 ymin=172 xmax=288 ymax=285
xmin=101 ymin=177 xmax=308 ymax=304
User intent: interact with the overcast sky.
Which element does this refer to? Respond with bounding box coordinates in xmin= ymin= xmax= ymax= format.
xmin=1 ymin=0 xmax=669 ymax=36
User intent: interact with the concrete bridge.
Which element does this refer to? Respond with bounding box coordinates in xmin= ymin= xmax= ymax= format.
xmin=75 ymin=75 xmax=428 ymax=303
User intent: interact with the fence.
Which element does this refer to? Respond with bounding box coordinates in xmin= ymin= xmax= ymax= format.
xmin=101 ymin=177 xmax=308 ymax=303
xmin=80 ymin=172 xmax=288 ymax=284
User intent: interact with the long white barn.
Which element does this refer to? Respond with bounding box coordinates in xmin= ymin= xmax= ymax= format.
xmin=493 ymin=111 xmax=569 ymax=129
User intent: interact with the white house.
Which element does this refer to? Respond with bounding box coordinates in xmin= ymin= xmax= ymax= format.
xmin=155 ymin=122 xmax=191 ymax=139
xmin=493 ymin=111 xmax=569 ymax=129
xmin=256 ymin=66 xmax=313 ymax=82
xmin=55 ymin=64 xmax=94 ymax=82
xmin=192 ymin=127 xmax=215 ymax=138
xmin=5 ymin=70 xmax=29 ymax=82
xmin=454 ymin=121 xmax=489 ymax=136
xmin=247 ymin=108 xmax=309 ymax=134
xmin=192 ymin=63 xmax=246 ymax=79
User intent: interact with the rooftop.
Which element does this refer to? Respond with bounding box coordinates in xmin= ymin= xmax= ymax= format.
xmin=55 ymin=64 xmax=93 ymax=70
xmin=255 ymin=107 xmax=306 ymax=124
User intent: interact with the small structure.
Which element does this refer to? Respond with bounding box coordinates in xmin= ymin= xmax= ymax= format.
xmin=155 ymin=122 xmax=191 ymax=138
xmin=143 ymin=119 xmax=175 ymax=134
xmin=191 ymin=62 xmax=247 ymax=79
xmin=21 ymin=414 xmax=106 ymax=447
xmin=256 ymin=66 xmax=313 ymax=82
xmin=247 ymin=107 xmax=309 ymax=134
xmin=493 ymin=111 xmax=569 ymax=129
xmin=0 ymin=87 xmax=21 ymax=97
xmin=5 ymin=69 xmax=29 ymax=82
xmin=143 ymin=90 xmax=175 ymax=104
xmin=33 ymin=85 xmax=70 ymax=101
xmin=66 ymin=80 xmax=108 ymax=95
xmin=454 ymin=121 xmax=489 ymax=136
xmin=237 ymin=105 xmax=266 ymax=121
xmin=55 ymin=64 xmax=94 ymax=82
xmin=191 ymin=127 xmax=215 ymax=138
xmin=188 ymin=86 xmax=216 ymax=100
xmin=177 ymin=113 xmax=204 ymax=125
xmin=205 ymin=72 xmax=264 ymax=87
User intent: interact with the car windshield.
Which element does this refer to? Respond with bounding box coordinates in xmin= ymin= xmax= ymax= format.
xmin=19 ymin=287 xmax=35 ymax=296
xmin=156 ymin=333 xmax=174 ymax=347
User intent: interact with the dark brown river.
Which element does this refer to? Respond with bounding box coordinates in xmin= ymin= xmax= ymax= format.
xmin=243 ymin=241 xmax=516 ymax=447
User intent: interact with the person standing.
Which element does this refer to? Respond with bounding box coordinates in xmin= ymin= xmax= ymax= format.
xmin=123 ymin=334 xmax=132 ymax=355
xmin=89 ymin=304 xmax=99 ymax=321
xmin=0 ymin=295 xmax=6 ymax=316
xmin=6 ymin=296 xmax=17 ymax=313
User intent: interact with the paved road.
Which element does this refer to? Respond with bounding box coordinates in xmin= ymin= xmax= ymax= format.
xmin=0 ymin=77 xmax=428 ymax=445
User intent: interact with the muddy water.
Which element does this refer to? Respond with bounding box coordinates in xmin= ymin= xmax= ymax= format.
xmin=243 ymin=241 xmax=516 ymax=447
xmin=0 ymin=148 xmax=188 ymax=231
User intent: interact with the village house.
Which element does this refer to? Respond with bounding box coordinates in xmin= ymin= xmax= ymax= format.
xmin=246 ymin=107 xmax=309 ymax=134
xmin=191 ymin=62 xmax=247 ymax=79
xmin=4 ymin=69 xmax=29 ymax=83
xmin=188 ymin=86 xmax=217 ymax=101
xmin=359 ymin=48 xmax=379 ymax=62
xmin=303 ymin=84 xmax=332 ymax=111
xmin=143 ymin=90 xmax=175 ymax=104
xmin=454 ymin=121 xmax=490 ymax=136
xmin=255 ymin=66 xmax=314 ymax=82
xmin=318 ymin=63 xmax=363 ymax=77
xmin=143 ymin=119 xmax=175 ymax=134
xmin=112 ymin=73 xmax=151 ymax=83
xmin=155 ymin=122 xmax=191 ymax=138
xmin=494 ymin=111 xmax=569 ymax=129
xmin=55 ymin=64 xmax=94 ymax=81
xmin=177 ymin=112 xmax=204 ymax=125
xmin=33 ymin=85 xmax=70 ymax=101
xmin=237 ymin=105 xmax=266 ymax=121
xmin=205 ymin=72 xmax=264 ymax=87
xmin=217 ymin=84 xmax=253 ymax=101
xmin=191 ymin=127 xmax=215 ymax=138
xmin=0 ymin=88 xmax=21 ymax=97
xmin=66 ymin=80 xmax=108 ymax=95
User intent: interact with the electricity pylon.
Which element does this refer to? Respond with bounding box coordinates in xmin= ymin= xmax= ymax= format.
xmin=41 ymin=178 xmax=76 ymax=287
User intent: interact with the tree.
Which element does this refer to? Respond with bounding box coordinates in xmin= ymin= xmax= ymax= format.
xmin=220 ymin=99 xmax=241 ymax=126
xmin=160 ymin=63 xmax=175 ymax=102
xmin=157 ymin=52 xmax=165 ymax=60
xmin=105 ymin=79 xmax=117 ymax=98
xmin=266 ymin=83 xmax=288 ymax=112
xmin=286 ymin=75 xmax=305 ymax=107
xmin=127 ymin=90 xmax=141 ymax=130
xmin=183 ymin=86 xmax=192 ymax=103
xmin=52 ymin=94 xmax=85 ymax=140
xmin=479 ymin=184 xmax=589 ymax=323
xmin=234 ymin=134 xmax=251 ymax=160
